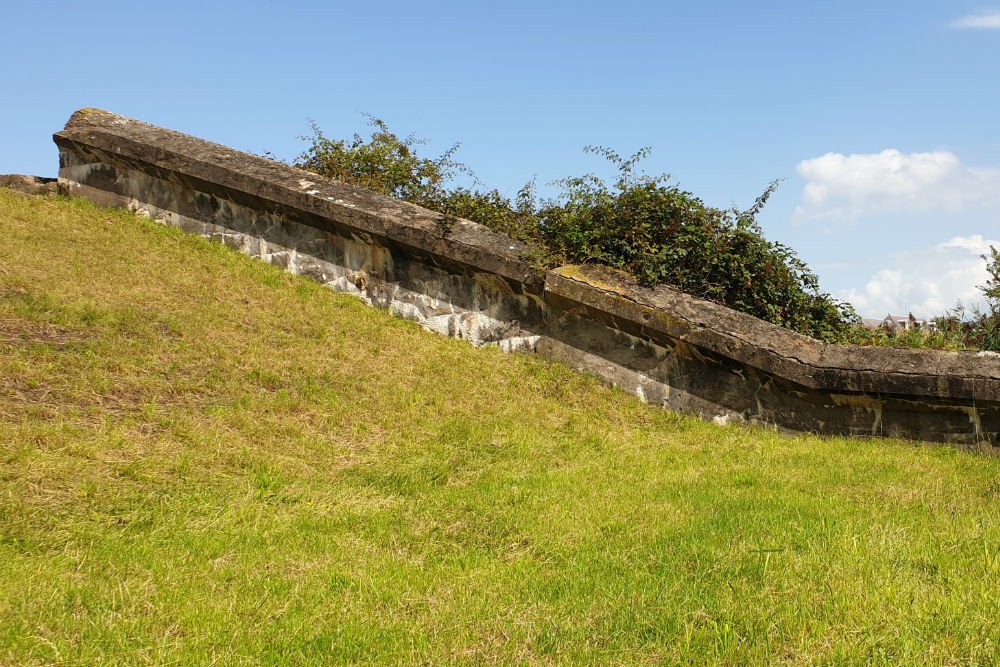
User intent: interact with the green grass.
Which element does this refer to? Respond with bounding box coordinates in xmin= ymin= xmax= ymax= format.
xmin=3 ymin=188 xmax=1000 ymax=665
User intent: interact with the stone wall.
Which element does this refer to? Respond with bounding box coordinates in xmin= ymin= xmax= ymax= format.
xmin=52 ymin=109 xmax=1000 ymax=450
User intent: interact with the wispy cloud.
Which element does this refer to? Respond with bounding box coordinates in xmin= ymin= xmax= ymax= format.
xmin=793 ymin=149 xmax=1000 ymax=223
xmin=837 ymin=235 xmax=999 ymax=318
xmin=950 ymin=10 xmax=1000 ymax=29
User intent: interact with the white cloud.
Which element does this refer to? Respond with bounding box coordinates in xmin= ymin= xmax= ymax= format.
xmin=837 ymin=234 xmax=999 ymax=318
xmin=794 ymin=149 xmax=1000 ymax=222
xmin=939 ymin=234 xmax=997 ymax=253
xmin=951 ymin=10 xmax=1000 ymax=28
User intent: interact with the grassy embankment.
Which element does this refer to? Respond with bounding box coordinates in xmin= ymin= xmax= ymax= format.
xmin=3 ymin=188 xmax=1000 ymax=665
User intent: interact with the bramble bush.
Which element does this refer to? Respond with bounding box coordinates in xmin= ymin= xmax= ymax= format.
xmin=293 ymin=116 xmax=859 ymax=341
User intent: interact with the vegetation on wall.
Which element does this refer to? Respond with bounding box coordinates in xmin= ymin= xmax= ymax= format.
xmin=294 ymin=116 xmax=1000 ymax=349
xmin=294 ymin=117 xmax=855 ymax=341
xmin=838 ymin=310 xmax=996 ymax=351
xmin=839 ymin=250 xmax=1000 ymax=352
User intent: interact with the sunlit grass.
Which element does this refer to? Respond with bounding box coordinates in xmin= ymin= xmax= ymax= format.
xmin=2 ymin=188 xmax=1000 ymax=665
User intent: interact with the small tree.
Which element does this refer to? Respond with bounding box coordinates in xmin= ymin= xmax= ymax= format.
xmin=981 ymin=245 xmax=1000 ymax=313
xmin=978 ymin=246 xmax=1000 ymax=350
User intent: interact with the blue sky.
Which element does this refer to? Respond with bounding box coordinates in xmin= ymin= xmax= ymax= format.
xmin=3 ymin=0 xmax=998 ymax=317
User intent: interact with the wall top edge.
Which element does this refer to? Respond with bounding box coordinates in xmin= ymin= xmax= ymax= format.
xmin=54 ymin=109 xmax=544 ymax=288
xmin=547 ymin=265 xmax=1000 ymax=394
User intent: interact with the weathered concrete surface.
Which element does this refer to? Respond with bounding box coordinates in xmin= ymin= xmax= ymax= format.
xmin=0 ymin=174 xmax=58 ymax=196
xmin=545 ymin=265 xmax=1000 ymax=447
xmin=53 ymin=108 xmax=1000 ymax=449
xmin=54 ymin=108 xmax=542 ymax=289
xmin=545 ymin=265 xmax=1000 ymax=399
xmin=56 ymin=157 xmax=547 ymax=350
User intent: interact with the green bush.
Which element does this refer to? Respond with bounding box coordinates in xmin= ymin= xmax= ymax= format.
xmin=294 ymin=114 xmax=467 ymax=205
xmin=294 ymin=117 xmax=856 ymax=340
xmin=530 ymin=148 xmax=855 ymax=340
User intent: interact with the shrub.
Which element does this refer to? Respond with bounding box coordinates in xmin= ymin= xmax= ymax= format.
xmin=977 ymin=246 xmax=1000 ymax=351
xmin=294 ymin=117 xmax=856 ymax=341
xmin=531 ymin=148 xmax=855 ymax=340
xmin=294 ymin=114 xmax=467 ymax=205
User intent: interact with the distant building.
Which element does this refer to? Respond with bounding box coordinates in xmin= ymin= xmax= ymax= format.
xmin=880 ymin=313 xmax=933 ymax=331
xmin=859 ymin=314 xmax=934 ymax=332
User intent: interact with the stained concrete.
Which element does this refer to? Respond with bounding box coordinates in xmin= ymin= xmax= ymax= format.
xmin=53 ymin=108 xmax=1000 ymax=449
xmin=0 ymin=174 xmax=57 ymax=196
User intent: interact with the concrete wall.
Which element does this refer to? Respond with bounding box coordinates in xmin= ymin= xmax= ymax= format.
xmin=53 ymin=109 xmax=1000 ymax=450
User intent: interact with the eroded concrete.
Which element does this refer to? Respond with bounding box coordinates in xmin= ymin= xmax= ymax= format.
xmin=53 ymin=108 xmax=1000 ymax=449
xmin=0 ymin=174 xmax=57 ymax=196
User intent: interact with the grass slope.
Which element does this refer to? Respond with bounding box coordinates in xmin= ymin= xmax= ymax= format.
xmin=2 ymin=189 xmax=1000 ymax=666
